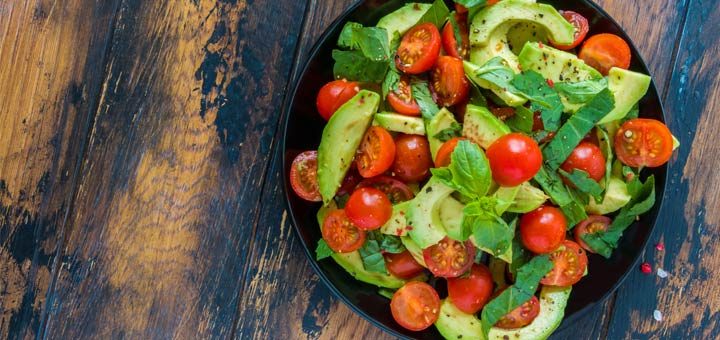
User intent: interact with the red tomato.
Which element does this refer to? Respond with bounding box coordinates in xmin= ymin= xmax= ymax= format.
xmin=322 ymin=210 xmax=366 ymax=253
xmin=486 ymin=133 xmax=543 ymax=187
xmin=447 ymin=264 xmax=494 ymax=314
xmin=455 ymin=4 xmax=468 ymax=14
xmin=392 ymin=134 xmax=433 ymax=183
xmin=541 ymin=240 xmax=588 ymax=286
xmin=385 ymin=251 xmax=425 ymax=279
xmin=431 ymin=56 xmax=470 ymax=107
xmin=551 ymin=11 xmax=589 ymax=50
xmin=434 ymin=137 xmax=464 ymax=167
xmin=441 ymin=13 xmax=469 ymax=59
xmin=490 ymin=107 xmax=516 ymax=121
xmin=356 ymin=176 xmax=414 ymax=204
xmin=487 ymin=0 xmax=500 ymax=4
xmin=560 ymin=141 xmax=606 ymax=182
xmin=579 ymin=33 xmax=631 ymax=75
xmin=289 ymin=151 xmax=321 ymax=202
xmin=356 ymin=126 xmax=396 ymax=178
xmin=345 ymin=187 xmax=393 ymax=230
xmin=387 ymin=77 xmax=421 ymax=116
xmin=574 ymin=215 xmax=611 ymax=253
xmin=395 ymin=23 xmax=441 ymax=74
xmin=316 ymin=79 xmax=359 ymax=120
xmin=615 ymin=118 xmax=673 ymax=168
xmin=495 ymin=295 xmax=540 ymax=329
xmin=390 ymin=282 xmax=441 ymax=331
xmin=422 ymin=237 xmax=476 ymax=278
xmin=520 ymin=205 xmax=567 ymax=254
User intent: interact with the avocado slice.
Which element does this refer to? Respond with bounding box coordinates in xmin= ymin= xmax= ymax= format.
xmin=597 ymin=67 xmax=651 ymax=124
xmin=439 ymin=196 xmax=468 ymax=241
xmin=462 ymin=105 xmax=511 ymax=149
xmin=376 ymin=3 xmax=432 ymax=45
xmin=317 ymin=90 xmax=380 ymax=204
xmin=400 ymin=236 xmax=427 ymax=267
xmin=435 ymin=286 xmax=572 ymax=340
xmin=518 ymin=41 xmax=603 ymax=83
xmin=492 ymin=186 xmax=520 ymax=214
xmin=426 ymin=108 xmax=459 ymax=159
xmin=380 ymin=201 xmax=410 ymax=237
xmin=373 ymin=112 xmax=425 ymax=135
xmin=507 ymin=182 xmax=549 ymax=213
xmin=406 ymin=177 xmax=454 ymax=249
xmin=586 ymin=176 xmax=632 ymax=215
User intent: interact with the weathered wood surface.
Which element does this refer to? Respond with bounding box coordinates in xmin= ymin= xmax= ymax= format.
xmin=0 ymin=0 xmax=716 ymax=339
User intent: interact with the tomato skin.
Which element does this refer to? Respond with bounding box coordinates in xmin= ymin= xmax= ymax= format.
xmin=316 ymin=79 xmax=359 ymax=120
xmin=322 ymin=210 xmax=366 ymax=253
xmin=579 ymin=33 xmax=631 ymax=75
xmin=574 ymin=215 xmax=611 ymax=253
xmin=434 ymin=137 xmax=464 ymax=167
xmin=495 ymin=295 xmax=540 ymax=329
xmin=391 ymin=282 xmax=441 ymax=331
xmin=396 ymin=23 xmax=441 ymax=74
xmin=423 ymin=237 xmax=476 ymax=278
xmin=486 ymin=133 xmax=543 ymax=187
xmin=356 ymin=126 xmax=396 ymax=178
xmin=289 ymin=151 xmax=322 ymax=202
xmin=392 ymin=134 xmax=433 ymax=183
xmin=337 ymin=168 xmax=362 ymax=196
xmin=387 ymin=77 xmax=421 ymax=116
xmin=441 ymin=13 xmax=469 ymax=59
xmin=541 ymin=240 xmax=588 ymax=286
xmin=345 ymin=187 xmax=393 ymax=230
xmin=447 ymin=264 xmax=494 ymax=314
xmin=561 ymin=141 xmax=606 ymax=182
xmin=455 ymin=4 xmax=468 ymax=13
xmin=356 ymin=176 xmax=414 ymax=204
xmin=615 ymin=118 xmax=673 ymax=168
xmin=551 ymin=11 xmax=589 ymax=50
xmin=431 ymin=56 xmax=470 ymax=107
xmin=385 ymin=251 xmax=426 ymax=279
xmin=520 ymin=205 xmax=567 ymax=254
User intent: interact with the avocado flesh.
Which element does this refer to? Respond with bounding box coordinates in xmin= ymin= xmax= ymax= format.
xmin=317 ymin=90 xmax=380 ymax=204
xmin=439 ymin=196 xmax=467 ymax=241
xmin=597 ymin=67 xmax=651 ymax=124
xmin=507 ymin=182 xmax=549 ymax=213
xmin=426 ymin=108 xmax=459 ymax=159
xmin=492 ymin=185 xmax=520 ymax=214
xmin=518 ymin=41 xmax=603 ymax=83
xmin=462 ymin=104 xmax=511 ymax=149
xmin=407 ymin=177 xmax=454 ymax=249
xmin=380 ymin=201 xmax=410 ymax=237
xmin=376 ymin=3 xmax=432 ymax=45
xmin=373 ymin=112 xmax=425 ymax=135
xmin=586 ymin=177 xmax=632 ymax=215
xmin=435 ymin=286 xmax=572 ymax=340
xmin=400 ymin=236 xmax=427 ymax=267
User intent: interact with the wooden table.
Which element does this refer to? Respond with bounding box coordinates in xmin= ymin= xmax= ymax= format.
xmin=0 ymin=0 xmax=717 ymax=338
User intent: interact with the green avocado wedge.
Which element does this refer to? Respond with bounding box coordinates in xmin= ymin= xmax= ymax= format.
xmin=462 ymin=105 xmax=511 ymax=149
xmin=406 ymin=177 xmax=454 ymax=249
xmin=317 ymin=90 xmax=380 ymax=204
xmin=376 ymin=2 xmax=432 ymax=46
xmin=598 ymin=67 xmax=652 ymax=124
xmin=374 ymin=112 xmax=425 ymax=135
xmin=426 ymin=108 xmax=459 ymax=159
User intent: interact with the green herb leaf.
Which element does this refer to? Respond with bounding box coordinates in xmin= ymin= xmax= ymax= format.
xmin=512 ymin=71 xmax=563 ymax=132
xmin=533 ymin=166 xmax=588 ymax=227
xmin=434 ymin=122 xmax=463 ymax=142
xmin=448 ymin=11 xmax=463 ymax=54
xmin=379 ymin=234 xmax=406 ymax=254
xmin=559 ymin=169 xmax=604 ymax=202
xmin=359 ymin=232 xmax=389 ymax=274
xmin=468 ymin=82 xmax=489 ymax=107
xmin=506 ymin=105 xmax=535 ymax=133
xmin=597 ymin=127 xmax=613 ymax=200
xmin=467 ymin=57 xmax=518 ymax=94
xmin=508 ymin=235 xmax=530 ymax=277
xmin=410 ymin=80 xmax=440 ymax=119
xmin=315 ymin=239 xmax=334 ymax=260
xmin=338 ymin=22 xmax=363 ymax=49
xmin=622 ymin=103 xmax=640 ymax=122
xmin=448 ymin=140 xmax=493 ymax=198
xmin=454 ymin=0 xmax=488 ymax=7
xmin=555 ymin=78 xmax=608 ymax=104
xmin=337 ymin=22 xmax=391 ymax=61
xmin=469 ymin=215 xmax=513 ymax=257
xmin=382 ymin=65 xmax=401 ymax=99
xmin=332 ymin=50 xmax=389 ymax=83
xmin=418 ymin=0 xmax=450 ymax=28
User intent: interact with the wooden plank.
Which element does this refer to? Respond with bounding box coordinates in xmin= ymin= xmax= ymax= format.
xmin=0 ymin=1 xmax=120 ymax=338
xmin=605 ymin=0 xmax=720 ymax=338
xmin=38 ymin=0 xmax=308 ymax=338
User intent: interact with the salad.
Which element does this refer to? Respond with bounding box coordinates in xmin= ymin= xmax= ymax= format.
xmin=288 ymin=0 xmax=678 ymax=339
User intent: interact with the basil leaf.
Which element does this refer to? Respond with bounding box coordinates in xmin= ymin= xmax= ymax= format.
xmin=379 ymin=234 xmax=406 ymax=254
xmin=448 ymin=11 xmax=463 ymax=55
xmin=449 ymin=140 xmax=493 ymax=198
xmin=534 ymin=167 xmax=588 ymax=227
xmin=468 ymin=57 xmax=518 ymax=94
xmin=315 ymin=239 xmax=334 ymax=260
xmin=468 ymin=82 xmax=489 ymax=107
xmin=332 ymin=50 xmax=389 ymax=83
xmin=455 ymin=0 xmax=488 ymax=7
xmin=418 ymin=0 xmax=450 ymax=28
xmin=338 ymin=22 xmax=363 ymax=49
xmin=359 ymin=232 xmax=388 ymax=274
xmin=337 ymin=22 xmax=391 ymax=61
xmin=559 ymin=169 xmax=604 ymax=202
xmin=382 ymin=65 xmax=401 ymax=99
xmin=622 ymin=103 xmax=640 ymax=122
xmin=434 ymin=122 xmax=463 ymax=142
xmin=512 ymin=71 xmax=563 ymax=132
xmin=469 ymin=215 xmax=513 ymax=257
xmin=506 ymin=105 xmax=535 ymax=133
xmin=598 ymin=127 xmax=613 ymax=201
xmin=411 ymin=80 xmax=440 ymax=119
xmin=508 ymin=235 xmax=530 ymax=277
xmin=542 ymin=88 xmax=615 ymax=170
xmin=555 ymin=78 xmax=608 ymax=104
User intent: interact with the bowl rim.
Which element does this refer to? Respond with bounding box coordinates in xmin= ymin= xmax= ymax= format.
xmin=280 ymin=0 xmax=668 ymax=338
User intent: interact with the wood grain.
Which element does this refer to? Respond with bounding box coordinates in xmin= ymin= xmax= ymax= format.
xmin=0 ymin=1 xmax=120 ymax=338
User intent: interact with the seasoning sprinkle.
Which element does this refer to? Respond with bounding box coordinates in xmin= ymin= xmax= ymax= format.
xmin=657 ymin=268 xmax=669 ymax=278
xmin=653 ymin=310 xmax=663 ymax=321
xmin=640 ymin=262 xmax=652 ymax=274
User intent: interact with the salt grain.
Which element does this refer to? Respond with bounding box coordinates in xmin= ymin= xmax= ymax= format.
xmin=657 ymin=268 xmax=669 ymax=278
xmin=653 ymin=310 xmax=663 ymax=321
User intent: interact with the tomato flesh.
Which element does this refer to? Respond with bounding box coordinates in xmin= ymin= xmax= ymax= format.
xmin=520 ymin=205 xmax=567 ymax=254
xmin=541 ymin=240 xmax=588 ymax=286
xmin=388 ymin=77 xmax=421 ymax=116
xmin=385 ymin=251 xmax=425 ymax=279
xmin=396 ymin=23 xmax=441 ymax=74
xmin=316 ymin=79 xmax=359 ymax=120
xmin=345 ymin=187 xmax=393 ymax=230
xmin=322 ymin=210 xmax=366 ymax=253
xmin=289 ymin=151 xmax=321 ymax=202
xmin=441 ymin=13 xmax=469 ymax=59
xmin=356 ymin=176 xmax=414 ymax=204
xmin=574 ymin=215 xmax=611 ymax=253
xmin=561 ymin=141 xmax=606 ymax=182
xmin=579 ymin=33 xmax=631 ymax=75
xmin=447 ymin=264 xmax=494 ymax=314
xmin=356 ymin=126 xmax=396 ymax=178
xmin=495 ymin=295 xmax=540 ymax=329
xmin=422 ymin=237 xmax=476 ymax=278
xmin=615 ymin=118 xmax=673 ymax=168
xmin=392 ymin=134 xmax=433 ymax=183
xmin=434 ymin=137 xmax=464 ymax=168
xmin=391 ymin=282 xmax=441 ymax=331
xmin=431 ymin=56 xmax=470 ymax=107
xmin=551 ymin=11 xmax=589 ymax=50
xmin=487 ymin=133 xmax=543 ymax=187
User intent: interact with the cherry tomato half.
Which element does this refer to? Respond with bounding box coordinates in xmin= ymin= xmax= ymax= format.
xmin=520 ymin=205 xmax=567 ymax=254
xmin=495 ymin=295 xmax=540 ymax=329
xmin=561 ymin=141 xmax=606 ymax=182
xmin=387 ymin=77 xmax=421 ymax=116
xmin=289 ymin=151 xmax=321 ymax=202
xmin=345 ymin=187 xmax=393 ymax=230
xmin=551 ymin=11 xmax=589 ymax=50
xmin=391 ymin=282 xmax=441 ymax=331
xmin=392 ymin=134 xmax=433 ymax=183
xmin=434 ymin=137 xmax=464 ymax=168
xmin=316 ymin=79 xmax=359 ymax=120
xmin=396 ymin=23 xmax=441 ymax=74
xmin=441 ymin=13 xmax=469 ymax=59
xmin=356 ymin=176 xmax=414 ymax=204
xmin=447 ymin=264 xmax=494 ymax=314
xmin=541 ymin=240 xmax=588 ymax=286
xmin=431 ymin=56 xmax=470 ymax=107
xmin=574 ymin=215 xmax=611 ymax=253
xmin=337 ymin=167 xmax=362 ymax=196
xmin=454 ymin=4 xmax=468 ymax=14
xmin=486 ymin=133 xmax=543 ymax=187
xmin=615 ymin=118 xmax=673 ymax=168
xmin=357 ymin=126 xmax=396 ymax=178
xmin=322 ymin=209 xmax=366 ymax=253
xmin=579 ymin=33 xmax=631 ymax=75
xmin=385 ymin=251 xmax=426 ymax=279
xmin=423 ymin=237 xmax=476 ymax=278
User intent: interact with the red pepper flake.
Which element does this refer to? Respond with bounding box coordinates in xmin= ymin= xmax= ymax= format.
xmin=395 ymin=229 xmax=403 ymax=236
xmin=546 ymin=79 xmax=555 ymax=87
xmin=640 ymin=262 xmax=652 ymax=274
xmin=538 ymin=41 xmax=544 ymax=48
xmin=405 ymin=225 xmax=413 ymax=231
xmin=655 ymin=242 xmax=665 ymax=251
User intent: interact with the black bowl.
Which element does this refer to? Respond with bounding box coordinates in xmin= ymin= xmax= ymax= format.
xmin=281 ymin=1 xmax=667 ymax=338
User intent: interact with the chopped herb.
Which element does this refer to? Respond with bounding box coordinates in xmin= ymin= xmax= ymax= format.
xmin=410 ymin=80 xmax=440 ymax=119
xmin=506 ymin=105 xmax=535 ymax=133
xmin=559 ymin=169 xmax=604 ymax=202
xmin=418 ymin=0 xmax=451 ymax=29
xmin=512 ymin=71 xmax=563 ymax=132
xmin=434 ymin=122 xmax=463 ymax=142
xmin=555 ymin=78 xmax=608 ymax=104
xmin=315 ymin=239 xmax=334 ymax=260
